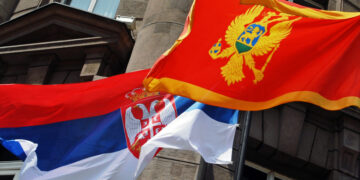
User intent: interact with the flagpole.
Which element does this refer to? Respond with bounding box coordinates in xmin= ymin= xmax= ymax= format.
xmin=234 ymin=111 xmax=252 ymax=180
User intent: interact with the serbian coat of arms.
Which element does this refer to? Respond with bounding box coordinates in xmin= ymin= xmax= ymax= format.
xmin=120 ymin=87 xmax=177 ymax=158
xmin=209 ymin=5 xmax=301 ymax=85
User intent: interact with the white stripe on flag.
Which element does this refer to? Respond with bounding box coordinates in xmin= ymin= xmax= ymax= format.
xmin=135 ymin=108 xmax=237 ymax=177
xmin=17 ymin=140 xmax=138 ymax=180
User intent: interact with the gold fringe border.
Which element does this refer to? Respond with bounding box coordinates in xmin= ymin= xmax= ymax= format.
xmin=144 ymin=77 xmax=360 ymax=111
xmin=241 ymin=0 xmax=360 ymax=19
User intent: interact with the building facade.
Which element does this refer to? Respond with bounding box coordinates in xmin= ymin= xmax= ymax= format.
xmin=0 ymin=0 xmax=359 ymax=179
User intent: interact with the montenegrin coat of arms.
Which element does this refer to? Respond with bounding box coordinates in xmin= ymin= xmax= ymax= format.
xmin=121 ymin=87 xmax=177 ymax=158
xmin=209 ymin=6 xmax=301 ymax=85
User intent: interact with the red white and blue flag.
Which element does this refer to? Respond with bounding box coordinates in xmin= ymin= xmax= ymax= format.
xmin=0 ymin=70 xmax=238 ymax=180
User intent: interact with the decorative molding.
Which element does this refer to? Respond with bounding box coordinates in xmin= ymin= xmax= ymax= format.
xmin=342 ymin=107 xmax=360 ymax=120
xmin=0 ymin=161 xmax=22 ymax=176
xmin=0 ymin=37 xmax=116 ymax=55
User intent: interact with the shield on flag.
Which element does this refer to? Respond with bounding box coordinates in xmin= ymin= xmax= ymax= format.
xmin=120 ymin=87 xmax=177 ymax=158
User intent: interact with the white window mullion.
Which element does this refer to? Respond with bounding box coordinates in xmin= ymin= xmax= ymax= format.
xmin=13 ymin=171 xmax=20 ymax=180
xmin=267 ymin=172 xmax=275 ymax=180
xmin=88 ymin=0 xmax=97 ymax=12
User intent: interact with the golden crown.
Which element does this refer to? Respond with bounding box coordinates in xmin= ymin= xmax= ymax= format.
xmin=125 ymin=87 xmax=160 ymax=102
xmin=258 ymin=12 xmax=291 ymax=26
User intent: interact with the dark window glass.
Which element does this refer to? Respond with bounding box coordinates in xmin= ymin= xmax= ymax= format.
xmin=294 ymin=0 xmax=328 ymax=9
xmin=0 ymin=146 xmax=19 ymax=161
xmin=0 ymin=176 xmax=15 ymax=180
xmin=243 ymin=165 xmax=267 ymax=180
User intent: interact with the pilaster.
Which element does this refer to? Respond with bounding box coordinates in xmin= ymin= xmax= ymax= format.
xmin=0 ymin=0 xmax=19 ymax=23
xmin=125 ymin=0 xmax=194 ymax=72
xmin=329 ymin=116 xmax=360 ymax=179
xmin=26 ymin=54 xmax=56 ymax=84
xmin=80 ymin=47 xmax=110 ymax=81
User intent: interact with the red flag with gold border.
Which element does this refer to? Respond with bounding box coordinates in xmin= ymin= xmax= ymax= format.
xmin=143 ymin=0 xmax=360 ymax=111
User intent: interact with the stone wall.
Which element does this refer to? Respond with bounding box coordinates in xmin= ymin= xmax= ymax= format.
xmin=246 ymin=104 xmax=359 ymax=180
xmin=328 ymin=0 xmax=360 ymax=11
xmin=11 ymin=0 xmax=41 ymax=19
xmin=116 ymin=0 xmax=149 ymax=38
xmin=0 ymin=0 xmax=19 ymax=23
xmin=343 ymin=0 xmax=360 ymax=11
xmin=125 ymin=0 xmax=193 ymax=72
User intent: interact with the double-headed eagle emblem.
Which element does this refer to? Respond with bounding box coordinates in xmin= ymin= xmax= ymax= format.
xmin=209 ymin=6 xmax=301 ymax=85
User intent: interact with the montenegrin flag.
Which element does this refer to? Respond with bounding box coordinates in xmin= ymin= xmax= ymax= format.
xmin=143 ymin=0 xmax=360 ymax=111
xmin=0 ymin=70 xmax=238 ymax=180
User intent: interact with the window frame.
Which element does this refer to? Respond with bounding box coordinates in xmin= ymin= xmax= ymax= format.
xmin=64 ymin=0 xmax=120 ymax=18
xmin=87 ymin=0 xmax=97 ymax=12
xmin=0 ymin=161 xmax=22 ymax=180
xmin=64 ymin=0 xmax=97 ymax=12
xmin=245 ymin=160 xmax=294 ymax=180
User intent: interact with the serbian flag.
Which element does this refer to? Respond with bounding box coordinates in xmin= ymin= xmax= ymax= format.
xmin=0 ymin=70 xmax=238 ymax=180
xmin=143 ymin=0 xmax=360 ymax=111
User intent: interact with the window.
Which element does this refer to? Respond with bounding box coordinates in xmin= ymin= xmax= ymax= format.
xmin=65 ymin=0 xmax=121 ymax=18
xmin=0 ymin=161 xmax=22 ymax=180
xmin=243 ymin=161 xmax=294 ymax=180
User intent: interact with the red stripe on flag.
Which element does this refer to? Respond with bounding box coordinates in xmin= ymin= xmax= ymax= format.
xmin=0 ymin=69 xmax=149 ymax=128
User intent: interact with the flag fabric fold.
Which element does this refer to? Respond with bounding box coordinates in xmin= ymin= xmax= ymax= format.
xmin=135 ymin=98 xmax=238 ymax=177
xmin=0 ymin=69 xmax=238 ymax=180
xmin=0 ymin=109 xmax=137 ymax=180
xmin=143 ymin=0 xmax=360 ymax=111
xmin=242 ymin=0 xmax=360 ymax=19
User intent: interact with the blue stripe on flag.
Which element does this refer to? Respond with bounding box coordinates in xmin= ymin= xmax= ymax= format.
xmin=173 ymin=96 xmax=195 ymax=114
xmin=0 ymin=109 xmax=127 ymax=171
xmin=174 ymin=96 xmax=238 ymax=124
